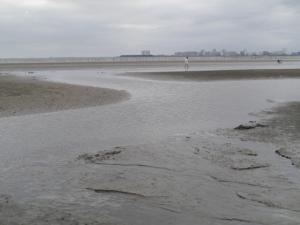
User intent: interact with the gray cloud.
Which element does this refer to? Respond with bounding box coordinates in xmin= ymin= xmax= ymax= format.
xmin=0 ymin=0 xmax=299 ymax=57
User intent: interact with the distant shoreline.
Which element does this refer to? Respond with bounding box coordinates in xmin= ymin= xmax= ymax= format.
xmin=0 ymin=56 xmax=300 ymax=70
xmin=124 ymin=69 xmax=300 ymax=81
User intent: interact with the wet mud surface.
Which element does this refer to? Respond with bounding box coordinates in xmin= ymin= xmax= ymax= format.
xmin=2 ymin=102 xmax=300 ymax=224
xmin=223 ymin=102 xmax=300 ymax=169
xmin=1 ymin=68 xmax=300 ymax=224
xmin=0 ymin=74 xmax=130 ymax=118
xmin=124 ymin=69 xmax=300 ymax=81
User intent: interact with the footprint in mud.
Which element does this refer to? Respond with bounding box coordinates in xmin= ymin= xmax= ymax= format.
xmin=0 ymin=194 xmax=12 ymax=205
xmin=77 ymin=146 xmax=125 ymax=163
xmin=185 ymin=136 xmax=191 ymax=141
xmin=0 ymin=194 xmax=24 ymax=219
xmin=193 ymin=147 xmax=200 ymax=155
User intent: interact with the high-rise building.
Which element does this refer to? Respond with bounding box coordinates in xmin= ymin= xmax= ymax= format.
xmin=141 ymin=50 xmax=151 ymax=56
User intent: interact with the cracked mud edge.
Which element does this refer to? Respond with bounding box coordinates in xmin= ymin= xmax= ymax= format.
xmin=86 ymin=188 xmax=168 ymax=199
xmin=275 ymin=148 xmax=293 ymax=160
xmin=86 ymin=188 xmax=147 ymax=198
xmin=214 ymin=217 xmax=262 ymax=224
xmin=208 ymin=175 xmax=271 ymax=188
xmin=92 ymin=162 xmax=179 ymax=172
xmin=236 ymin=192 xmax=300 ymax=213
xmin=231 ymin=164 xmax=270 ymax=171
xmin=234 ymin=121 xmax=268 ymax=130
xmin=275 ymin=148 xmax=300 ymax=168
xmin=86 ymin=188 xmax=180 ymax=214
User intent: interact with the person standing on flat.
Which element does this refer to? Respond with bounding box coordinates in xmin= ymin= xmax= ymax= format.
xmin=184 ymin=57 xmax=189 ymax=72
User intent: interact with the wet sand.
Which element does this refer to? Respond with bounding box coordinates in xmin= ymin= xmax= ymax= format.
xmin=76 ymin=102 xmax=300 ymax=224
xmin=2 ymin=102 xmax=300 ymax=225
xmin=0 ymin=74 xmax=130 ymax=117
xmin=124 ymin=69 xmax=300 ymax=81
xmin=1 ymin=69 xmax=300 ymax=224
xmin=224 ymin=102 xmax=300 ymax=168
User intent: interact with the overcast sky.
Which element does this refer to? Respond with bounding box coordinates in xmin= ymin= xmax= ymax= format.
xmin=0 ymin=0 xmax=299 ymax=57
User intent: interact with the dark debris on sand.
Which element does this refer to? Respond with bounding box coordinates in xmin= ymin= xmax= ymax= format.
xmin=234 ymin=121 xmax=268 ymax=130
xmin=77 ymin=147 xmax=125 ymax=163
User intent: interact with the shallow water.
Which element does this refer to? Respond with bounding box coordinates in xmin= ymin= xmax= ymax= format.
xmin=2 ymin=68 xmax=299 ymax=185
xmin=1 ymin=65 xmax=300 ymax=224
xmin=2 ymin=68 xmax=300 ymax=161
xmin=36 ymin=68 xmax=300 ymax=137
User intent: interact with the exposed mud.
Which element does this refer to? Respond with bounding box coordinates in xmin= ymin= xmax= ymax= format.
xmin=124 ymin=69 xmax=300 ymax=81
xmin=0 ymin=74 xmax=130 ymax=118
xmin=66 ymin=102 xmax=300 ymax=224
xmin=1 ymin=71 xmax=300 ymax=224
xmin=224 ymin=102 xmax=300 ymax=170
xmin=77 ymin=147 xmax=124 ymax=163
xmin=86 ymin=188 xmax=148 ymax=198
xmin=230 ymin=162 xmax=270 ymax=171
xmin=2 ymin=102 xmax=300 ymax=224
xmin=234 ymin=121 xmax=268 ymax=130
xmin=275 ymin=148 xmax=294 ymax=159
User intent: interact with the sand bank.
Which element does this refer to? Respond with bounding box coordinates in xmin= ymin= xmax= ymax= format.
xmin=124 ymin=69 xmax=300 ymax=81
xmin=0 ymin=74 xmax=130 ymax=118
xmin=228 ymin=102 xmax=300 ymax=168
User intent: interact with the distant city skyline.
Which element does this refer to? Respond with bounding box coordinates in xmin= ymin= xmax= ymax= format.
xmin=0 ymin=0 xmax=299 ymax=57
xmin=171 ymin=49 xmax=300 ymax=57
xmin=120 ymin=49 xmax=300 ymax=58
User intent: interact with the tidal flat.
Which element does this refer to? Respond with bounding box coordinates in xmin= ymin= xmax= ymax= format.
xmin=1 ymin=66 xmax=300 ymax=225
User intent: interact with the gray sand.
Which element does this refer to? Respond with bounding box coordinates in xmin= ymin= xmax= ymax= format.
xmin=0 ymin=74 xmax=130 ymax=117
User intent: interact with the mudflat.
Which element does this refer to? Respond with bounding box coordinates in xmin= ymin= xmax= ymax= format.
xmin=0 ymin=74 xmax=130 ymax=118
xmin=1 ymin=70 xmax=300 ymax=225
xmin=124 ymin=69 xmax=300 ymax=81
xmin=2 ymin=101 xmax=300 ymax=225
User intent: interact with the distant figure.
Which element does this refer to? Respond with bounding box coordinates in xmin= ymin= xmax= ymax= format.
xmin=277 ymin=59 xmax=282 ymax=64
xmin=184 ymin=57 xmax=189 ymax=71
